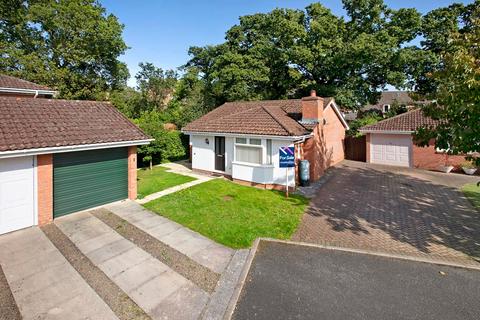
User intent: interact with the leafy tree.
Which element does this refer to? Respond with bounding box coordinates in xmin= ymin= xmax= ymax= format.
xmin=186 ymin=0 xmax=422 ymax=109
xmin=384 ymin=100 xmax=408 ymax=118
xmin=109 ymin=87 xmax=142 ymax=118
xmin=347 ymin=113 xmax=382 ymax=137
xmin=415 ymin=2 xmax=480 ymax=166
xmin=134 ymin=111 xmax=186 ymax=169
xmin=0 ymin=0 xmax=129 ymax=99
xmin=135 ymin=62 xmax=177 ymax=112
xmin=165 ymin=67 xmax=211 ymax=128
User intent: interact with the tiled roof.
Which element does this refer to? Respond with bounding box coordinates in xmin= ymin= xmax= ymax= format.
xmin=360 ymin=109 xmax=439 ymax=132
xmin=0 ymin=74 xmax=54 ymax=91
xmin=183 ymin=98 xmax=334 ymax=137
xmin=0 ymin=97 xmax=150 ymax=152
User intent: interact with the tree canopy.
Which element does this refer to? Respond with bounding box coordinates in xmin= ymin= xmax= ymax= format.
xmin=185 ymin=0 xmax=422 ymax=109
xmin=415 ymin=1 xmax=480 ymax=165
xmin=0 ymin=0 xmax=128 ymax=99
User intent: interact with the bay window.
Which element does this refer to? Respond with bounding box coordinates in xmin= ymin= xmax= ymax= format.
xmin=234 ymin=137 xmax=265 ymax=165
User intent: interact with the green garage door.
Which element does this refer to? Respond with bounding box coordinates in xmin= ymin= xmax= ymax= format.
xmin=53 ymin=147 xmax=128 ymax=218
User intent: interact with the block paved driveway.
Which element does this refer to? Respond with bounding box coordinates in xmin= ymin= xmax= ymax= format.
xmin=0 ymin=201 xmax=248 ymax=320
xmin=292 ymin=160 xmax=480 ymax=267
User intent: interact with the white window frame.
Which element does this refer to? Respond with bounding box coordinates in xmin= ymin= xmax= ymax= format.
xmin=234 ymin=137 xmax=265 ymax=165
xmin=383 ymin=104 xmax=390 ymax=113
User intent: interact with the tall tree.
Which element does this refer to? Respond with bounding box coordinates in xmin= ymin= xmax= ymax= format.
xmin=186 ymin=0 xmax=422 ymax=109
xmin=135 ymin=62 xmax=177 ymax=112
xmin=0 ymin=0 xmax=128 ymax=99
xmin=415 ymin=1 xmax=480 ymax=166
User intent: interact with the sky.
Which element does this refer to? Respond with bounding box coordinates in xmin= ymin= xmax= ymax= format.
xmin=99 ymin=0 xmax=472 ymax=87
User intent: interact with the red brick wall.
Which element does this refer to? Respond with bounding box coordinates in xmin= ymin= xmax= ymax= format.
xmin=302 ymin=125 xmax=325 ymax=180
xmin=301 ymin=106 xmax=346 ymax=181
xmin=37 ymin=154 xmax=53 ymax=225
xmin=413 ymin=139 xmax=466 ymax=171
xmin=301 ymin=96 xmax=324 ymax=121
xmin=128 ymin=146 xmax=137 ymax=200
xmin=323 ymin=106 xmax=345 ymax=165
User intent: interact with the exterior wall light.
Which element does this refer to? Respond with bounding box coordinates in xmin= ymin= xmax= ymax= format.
xmin=205 ymin=138 xmax=209 ymax=145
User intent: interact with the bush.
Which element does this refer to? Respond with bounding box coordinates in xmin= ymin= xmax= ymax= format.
xmin=134 ymin=111 xmax=187 ymax=168
xmin=346 ymin=114 xmax=382 ymax=137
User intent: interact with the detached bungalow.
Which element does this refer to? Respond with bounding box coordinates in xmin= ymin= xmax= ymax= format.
xmin=0 ymin=75 xmax=151 ymax=235
xmin=182 ymin=91 xmax=349 ymax=190
xmin=359 ymin=108 xmax=466 ymax=170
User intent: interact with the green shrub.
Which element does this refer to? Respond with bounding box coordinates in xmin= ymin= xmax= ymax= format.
xmin=346 ymin=114 xmax=382 ymax=137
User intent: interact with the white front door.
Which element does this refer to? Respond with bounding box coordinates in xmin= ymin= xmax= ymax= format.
xmin=0 ymin=156 xmax=35 ymax=235
xmin=370 ymin=134 xmax=412 ymax=167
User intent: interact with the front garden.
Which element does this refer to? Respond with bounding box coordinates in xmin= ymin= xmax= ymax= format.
xmin=137 ymin=166 xmax=196 ymax=199
xmin=143 ymin=179 xmax=309 ymax=248
xmin=462 ymin=183 xmax=480 ymax=210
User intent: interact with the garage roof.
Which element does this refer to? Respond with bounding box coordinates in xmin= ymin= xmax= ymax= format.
xmin=0 ymin=74 xmax=53 ymax=91
xmin=0 ymin=97 xmax=151 ymax=152
xmin=359 ymin=109 xmax=438 ymax=133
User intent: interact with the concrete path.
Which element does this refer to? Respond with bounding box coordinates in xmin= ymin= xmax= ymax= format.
xmin=0 ymin=228 xmax=117 ymax=320
xmin=55 ymin=211 xmax=210 ymax=320
xmin=136 ymin=162 xmax=214 ymax=205
xmin=106 ymin=200 xmax=235 ymax=274
xmin=137 ymin=179 xmax=212 ymax=204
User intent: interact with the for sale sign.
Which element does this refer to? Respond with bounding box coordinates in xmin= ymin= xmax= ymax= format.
xmin=279 ymin=146 xmax=295 ymax=168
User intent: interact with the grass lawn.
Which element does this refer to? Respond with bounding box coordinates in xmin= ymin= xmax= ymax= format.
xmin=143 ymin=179 xmax=309 ymax=248
xmin=462 ymin=183 xmax=480 ymax=210
xmin=137 ymin=166 xmax=196 ymax=199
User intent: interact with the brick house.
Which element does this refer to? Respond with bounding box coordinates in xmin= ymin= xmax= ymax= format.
xmin=0 ymin=75 xmax=152 ymax=235
xmin=182 ymin=90 xmax=349 ymax=190
xmin=359 ymin=108 xmax=466 ymax=170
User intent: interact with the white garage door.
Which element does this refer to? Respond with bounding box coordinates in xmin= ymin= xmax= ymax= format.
xmin=0 ymin=156 xmax=35 ymax=235
xmin=370 ymin=134 xmax=412 ymax=167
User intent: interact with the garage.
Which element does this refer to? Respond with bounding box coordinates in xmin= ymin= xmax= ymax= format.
xmin=0 ymin=156 xmax=35 ymax=235
xmin=370 ymin=133 xmax=412 ymax=167
xmin=53 ymin=148 xmax=128 ymax=218
xmin=1 ymin=84 xmax=151 ymax=234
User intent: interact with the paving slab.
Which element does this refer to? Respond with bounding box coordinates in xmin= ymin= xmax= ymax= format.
xmin=56 ymin=212 xmax=209 ymax=320
xmin=0 ymin=227 xmax=117 ymax=320
xmin=93 ymin=208 xmax=220 ymax=293
xmin=106 ymin=200 xmax=234 ymax=274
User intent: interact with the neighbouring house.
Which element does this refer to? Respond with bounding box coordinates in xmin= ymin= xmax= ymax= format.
xmin=343 ymin=91 xmax=422 ymax=121
xmin=0 ymin=75 xmax=152 ymax=235
xmin=182 ymin=91 xmax=349 ymax=190
xmin=359 ymin=108 xmax=466 ymax=170
xmin=364 ymin=91 xmax=415 ymax=114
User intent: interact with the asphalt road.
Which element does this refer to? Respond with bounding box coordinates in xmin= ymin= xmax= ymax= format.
xmin=232 ymin=241 xmax=480 ymax=320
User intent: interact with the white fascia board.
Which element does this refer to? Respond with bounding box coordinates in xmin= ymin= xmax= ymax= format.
xmin=182 ymin=130 xmax=313 ymax=141
xmin=359 ymin=130 xmax=414 ymax=135
xmin=0 ymin=139 xmax=154 ymax=159
xmin=0 ymin=87 xmax=58 ymax=96
xmin=326 ymin=100 xmax=350 ymax=130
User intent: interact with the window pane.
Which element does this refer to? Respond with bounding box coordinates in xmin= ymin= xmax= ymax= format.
xmin=236 ymin=137 xmax=247 ymax=144
xmin=236 ymin=145 xmax=262 ymax=164
xmin=250 ymin=138 xmax=261 ymax=145
xmin=266 ymin=139 xmax=272 ymax=164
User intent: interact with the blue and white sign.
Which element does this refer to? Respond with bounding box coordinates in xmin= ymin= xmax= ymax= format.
xmin=279 ymin=146 xmax=295 ymax=168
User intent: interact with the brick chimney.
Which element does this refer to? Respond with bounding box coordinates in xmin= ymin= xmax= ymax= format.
xmin=301 ymin=90 xmax=324 ymax=124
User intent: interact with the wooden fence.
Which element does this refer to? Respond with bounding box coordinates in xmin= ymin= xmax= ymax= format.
xmin=345 ymin=135 xmax=366 ymax=162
